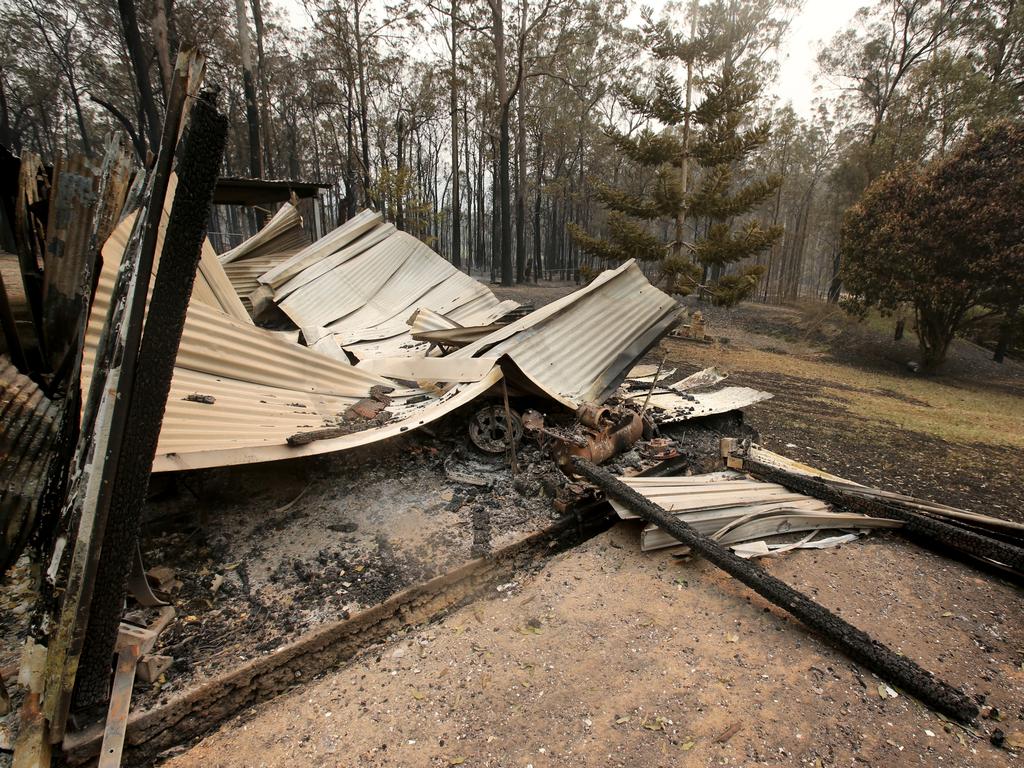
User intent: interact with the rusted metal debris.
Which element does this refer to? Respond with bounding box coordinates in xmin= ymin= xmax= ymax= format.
xmin=469 ymin=404 xmax=523 ymax=454
xmin=5 ymin=135 xmax=135 ymax=392
xmin=523 ymin=402 xmax=645 ymax=467
xmin=343 ymin=384 xmax=394 ymax=421
xmin=96 ymin=607 xmax=175 ymax=768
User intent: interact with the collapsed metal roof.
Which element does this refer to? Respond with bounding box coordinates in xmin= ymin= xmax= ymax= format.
xmin=219 ymin=203 xmax=310 ymax=308
xmin=82 ymin=199 xmax=770 ymax=472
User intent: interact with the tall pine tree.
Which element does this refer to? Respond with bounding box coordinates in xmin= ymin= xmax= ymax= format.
xmin=571 ymin=0 xmax=786 ymax=305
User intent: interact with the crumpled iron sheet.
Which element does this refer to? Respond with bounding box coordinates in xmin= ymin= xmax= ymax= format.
xmin=218 ymin=203 xmax=307 ymax=265
xmin=83 ymin=208 xmax=506 ymax=473
xmin=451 ymin=260 xmax=683 ymax=407
xmin=79 ymin=202 xmax=768 ymax=472
xmin=608 ymin=472 xmax=901 ymax=554
xmin=259 ymin=209 xmax=382 ymax=290
xmin=193 ymin=239 xmax=253 ymax=324
xmin=0 ymin=357 xmax=60 ymax=569
xmin=272 ymin=225 xmax=517 ymax=359
xmin=219 ymin=203 xmax=311 ymax=306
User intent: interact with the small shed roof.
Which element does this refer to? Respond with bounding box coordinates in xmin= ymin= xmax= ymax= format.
xmin=213 ymin=177 xmax=332 ymax=206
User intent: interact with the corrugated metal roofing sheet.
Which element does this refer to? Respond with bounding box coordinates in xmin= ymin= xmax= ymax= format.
xmin=194 ymin=239 xmax=253 ymax=324
xmin=0 ymin=357 xmax=60 ymax=570
xmin=153 ymin=367 xmax=502 ymax=472
xmin=218 ymin=203 xmax=311 ymax=306
xmin=278 ymin=231 xmax=421 ymax=328
xmin=606 ymin=472 xmax=899 ymax=553
xmin=265 ymin=223 xmax=518 ymax=361
xmin=219 ymin=203 xmax=306 ymax=265
xmin=78 ymin=199 xmax=764 ymax=472
xmin=259 ymin=209 xmax=381 ymax=289
xmin=639 ymin=386 xmax=772 ymax=422
xmin=275 ymin=223 xmax=397 ymax=300
xmin=84 ymin=207 xmax=504 ymax=473
xmin=222 ymin=257 xmax=285 ymax=310
xmin=452 ymin=260 xmax=683 ymax=407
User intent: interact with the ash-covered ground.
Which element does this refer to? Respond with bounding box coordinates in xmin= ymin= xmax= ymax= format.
xmin=124 ymin=392 xmax=732 ymax=710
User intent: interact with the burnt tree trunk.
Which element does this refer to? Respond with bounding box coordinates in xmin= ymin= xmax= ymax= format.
xmin=489 ymin=0 xmax=513 ymax=286
xmin=514 ymin=77 xmax=527 ymax=282
xmin=449 ymin=0 xmax=461 ymax=268
xmin=994 ymin=304 xmax=1019 ymax=364
xmin=234 ymin=0 xmax=262 ymax=178
xmin=118 ymin=0 xmax=160 ymax=157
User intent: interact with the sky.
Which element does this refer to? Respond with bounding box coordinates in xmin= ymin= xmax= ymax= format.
xmin=279 ymin=0 xmax=867 ymax=118
xmin=772 ymin=0 xmax=865 ymax=115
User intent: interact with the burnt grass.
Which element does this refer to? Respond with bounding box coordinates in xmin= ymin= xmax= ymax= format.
xmin=662 ymin=297 xmax=1024 ymax=522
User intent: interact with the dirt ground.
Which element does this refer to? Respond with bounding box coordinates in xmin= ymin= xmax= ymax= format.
xmin=164 ymin=527 xmax=1024 ymax=768
xmin=156 ymin=291 xmax=1024 ymax=767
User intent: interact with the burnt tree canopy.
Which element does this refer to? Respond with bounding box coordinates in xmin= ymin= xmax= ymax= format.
xmin=841 ymin=120 xmax=1024 ymax=370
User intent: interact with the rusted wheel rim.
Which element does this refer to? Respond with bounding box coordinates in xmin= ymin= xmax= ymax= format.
xmin=468 ymin=405 xmax=522 ymax=454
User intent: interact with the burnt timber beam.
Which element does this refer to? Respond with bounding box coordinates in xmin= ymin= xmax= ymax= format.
xmin=75 ymin=89 xmax=228 ymax=708
xmin=570 ymin=457 xmax=979 ymax=725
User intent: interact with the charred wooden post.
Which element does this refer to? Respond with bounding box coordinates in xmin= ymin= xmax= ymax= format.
xmin=740 ymin=459 xmax=1024 ymax=574
xmin=37 ymin=53 xmax=202 ymax=742
xmin=30 ymin=137 xmax=134 ymax=598
xmin=570 ymin=457 xmax=979 ymax=724
xmin=75 ymin=90 xmax=228 ymax=707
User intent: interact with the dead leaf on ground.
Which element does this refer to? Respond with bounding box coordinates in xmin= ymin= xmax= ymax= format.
xmin=642 ymin=716 xmax=670 ymax=732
